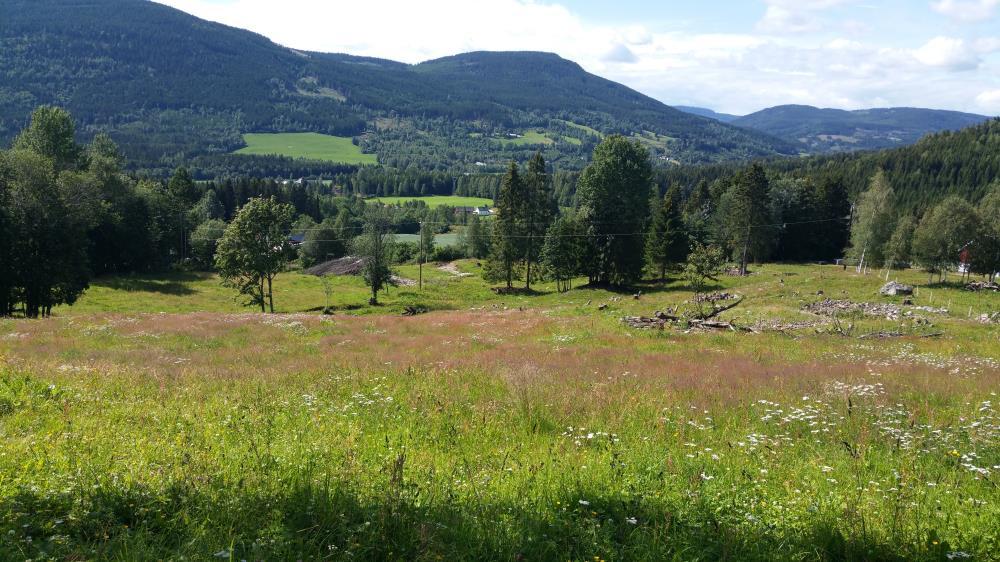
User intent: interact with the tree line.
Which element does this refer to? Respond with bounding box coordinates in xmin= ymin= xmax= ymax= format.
xmin=3 ymin=107 xmax=996 ymax=316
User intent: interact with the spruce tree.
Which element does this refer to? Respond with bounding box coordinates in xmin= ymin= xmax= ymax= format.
xmin=716 ymin=163 xmax=772 ymax=274
xmin=522 ymin=152 xmax=556 ymax=290
xmin=484 ymin=162 xmax=525 ymax=288
xmin=646 ymin=183 xmax=688 ymax=280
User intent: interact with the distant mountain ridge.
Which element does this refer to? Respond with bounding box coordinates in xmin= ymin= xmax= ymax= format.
xmin=0 ymin=0 xmax=797 ymax=172
xmin=675 ymin=106 xmax=741 ymax=123
xmin=730 ymin=104 xmax=992 ymax=153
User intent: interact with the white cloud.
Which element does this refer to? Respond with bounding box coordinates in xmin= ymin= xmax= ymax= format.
xmin=756 ymin=0 xmax=852 ymax=33
xmin=913 ymin=36 xmax=980 ymax=70
xmin=976 ymin=89 xmax=1000 ymax=112
xmin=931 ymin=0 xmax=999 ymax=22
xmin=602 ymin=44 xmax=638 ymax=63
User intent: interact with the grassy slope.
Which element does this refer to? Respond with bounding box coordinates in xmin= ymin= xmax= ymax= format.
xmin=497 ymin=131 xmax=554 ymax=146
xmin=2 ymin=264 xmax=998 ymax=560
xmin=395 ymin=233 xmax=462 ymax=247
xmin=370 ymin=196 xmax=493 ymax=208
xmin=234 ymin=133 xmax=378 ymax=165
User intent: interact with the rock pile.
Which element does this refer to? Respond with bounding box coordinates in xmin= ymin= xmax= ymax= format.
xmin=879 ymin=281 xmax=913 ymax=296
xmin=803 ymin=299 xmax=947 ymax=320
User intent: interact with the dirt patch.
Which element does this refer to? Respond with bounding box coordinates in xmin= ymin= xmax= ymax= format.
xmin=392 ymin=275 xmax=416 ymax=287
xmin=438 ymin=261 xmax=472 ymax=278
xmin=304 ymin=256 xmax=366 ymax=276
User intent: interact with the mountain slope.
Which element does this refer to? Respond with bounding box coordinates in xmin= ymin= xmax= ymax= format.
xmin=732 ymin=104 xmax=991 ymax=153
xmin=675 ymin=106 xmax=741 ymax=123
xmin=0 ymin=0 xmax=797 ymax=172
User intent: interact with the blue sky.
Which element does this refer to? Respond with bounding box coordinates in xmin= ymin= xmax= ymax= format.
xmin=159 ymin=0 xmax=1000 ymax=115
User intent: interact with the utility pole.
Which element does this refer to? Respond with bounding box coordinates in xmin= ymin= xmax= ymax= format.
xmin=418 ymin=221 xmax=424 ymax=291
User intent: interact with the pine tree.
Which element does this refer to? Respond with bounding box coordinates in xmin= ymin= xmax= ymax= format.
xmin=522 ymin=152 xmax=556 ymax=290
xmin=682 ymin=180 xmax=712 ymax=245
xmin=484 ymin=162 xmax=525 ymax=288
xmin=465 ymin=214 xmax=489 ymax=259
xmin=716 ymin=163 xmax=772 ymax=274
xmin=646 ymin=183 xmax=688 ymax=280
xmin=542 ymin=214 xmax=585 ymax=292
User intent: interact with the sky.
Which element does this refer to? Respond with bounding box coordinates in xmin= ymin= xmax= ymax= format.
xmin=156 ymin=0 xmax=1000 ymax=116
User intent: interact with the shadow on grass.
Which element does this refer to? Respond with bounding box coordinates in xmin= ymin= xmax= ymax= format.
xmin=574 ymin=280 xmax=725 ymax=296
xmin=1 ymin=480 xmax=925 ymax=561
xmin=94 ymin=273 xmax=212 ymax=296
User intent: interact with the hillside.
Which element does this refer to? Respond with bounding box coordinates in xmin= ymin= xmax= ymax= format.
xmin=0 ymin=0 xmax=797 ymax=173
xmin=732 ymin=104 xmax=991 ymax=153
xmin=675 ymin=106 xmax=741 ymax=123
xmin=660 ymin=118 xmax=1000 ymax=213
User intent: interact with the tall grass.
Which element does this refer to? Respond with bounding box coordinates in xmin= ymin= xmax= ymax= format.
xmin=1 ymin=264 xmax=997 ymax=560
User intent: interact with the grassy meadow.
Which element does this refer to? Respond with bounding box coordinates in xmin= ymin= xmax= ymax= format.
xmin=2 ymin=263 xmax=999 ymax=560
xmin=370 ymin=195 xmax=493 ymax=208
xmin=234 ymin=133 xmax=378 ymax=165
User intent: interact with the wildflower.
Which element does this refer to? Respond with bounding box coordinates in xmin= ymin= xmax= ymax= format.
xmin=946 ymin=552 xmax=972 ymax=559
xmin=625 ymin=517 xmax=638 ymax=525
xmin=821 ymin=466 xmax=834 ymax=473
xmin=700 ymin=472 xmax=714 ymax=481
xmin=579 ymin=500 xmax=590 ymax=506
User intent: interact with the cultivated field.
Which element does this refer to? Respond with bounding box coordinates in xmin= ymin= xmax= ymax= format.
xmin=2 ymin=264 xmax=998 ymax=560
xmin=497 ymin=131 xmax=554 ymax=146
xmin=370 ymin=195 xmax=493 ymax=208
xmin=396 ymin=232 xmax=463 ymax=247
xmin=234 ymin=133 xmax=378 ymax=165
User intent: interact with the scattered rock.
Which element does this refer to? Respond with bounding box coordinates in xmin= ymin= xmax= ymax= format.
xmin=977 ymin=312 xmax=1000 ymax=324
xmin=391 ymin=275 xmax=416 ymax=287
xmin=438 ymin=261 xmax=473 ymax=278
xmin=803 ymin=299 xmax=947 ymax=321
xmin=693 ymin=292 xmax=739 ymax=304
xmin=879 ymin=281 xmax=913 ymax=296
xmin=622 ymin=316 xmax=665 ymax=329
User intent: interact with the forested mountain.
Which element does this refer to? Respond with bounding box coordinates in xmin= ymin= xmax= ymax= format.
xmin=675 ymin=106 xmax=741 ymax=123
xmin=0 ymin=0 xmax=797 ymax=173
xmin=731 ymin=105 xmax=991 ymax=153
xmin=660 ymin=118 xmax=1000 ymax=214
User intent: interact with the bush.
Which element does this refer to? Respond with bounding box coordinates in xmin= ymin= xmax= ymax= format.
xmin=431 ymin=245 xmax=468 ymax=262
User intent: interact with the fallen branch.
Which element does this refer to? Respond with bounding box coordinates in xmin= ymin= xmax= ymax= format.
xmin=696 ymin=295 xmax=744 ymax=321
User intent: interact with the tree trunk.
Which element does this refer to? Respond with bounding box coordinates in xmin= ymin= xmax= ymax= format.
xmin=267 ymin=275 xmax=274 ymax=313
